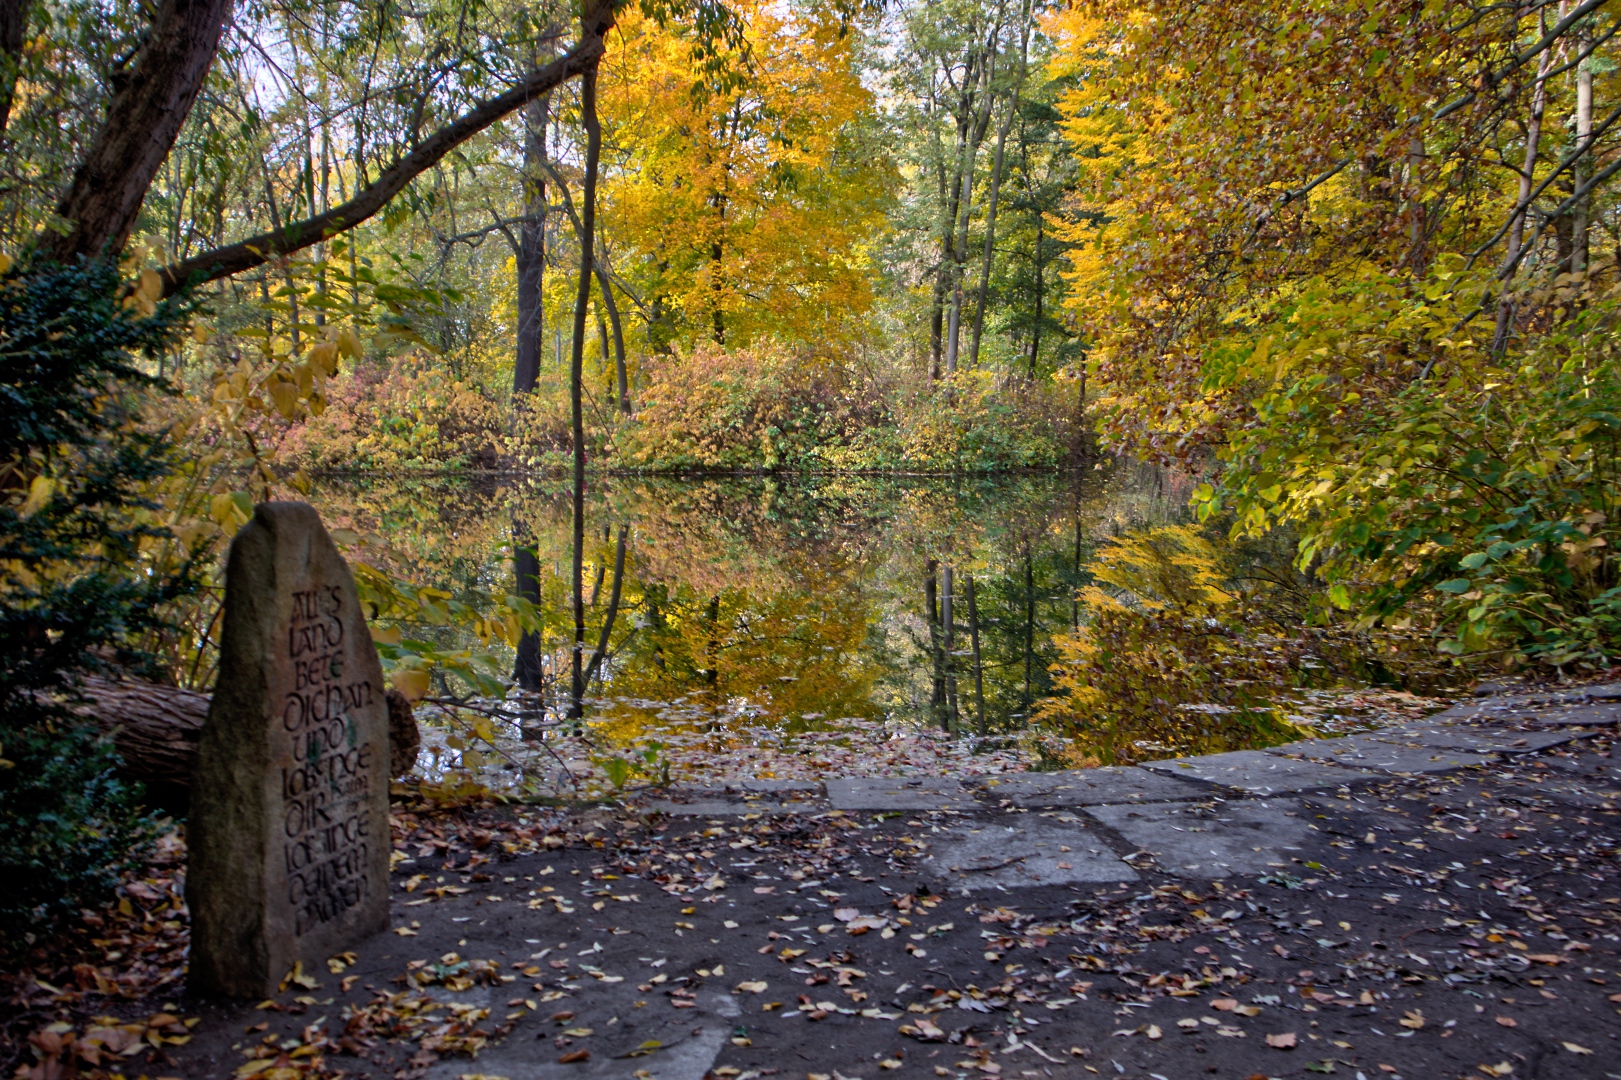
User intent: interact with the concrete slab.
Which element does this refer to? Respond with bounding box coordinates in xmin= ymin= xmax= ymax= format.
xmin=1086 ymin=799 xmax=1313 ymax=878
xmin=825 ymin=776 xmax=974 ymax=811
xmin=979 ymin=767 xmax=1208 ymax=807
xmin=1266 ymin=734 xmax=1493 ymax=775
xmin=921 ymin=817 xmax=1138 ymax=890
xmin=1139 ymin=749 xmax=1378 ymax=795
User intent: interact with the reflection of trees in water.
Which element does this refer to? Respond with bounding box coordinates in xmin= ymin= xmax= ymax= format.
xmin=308 ymin=466 xmax=1196 ymax=737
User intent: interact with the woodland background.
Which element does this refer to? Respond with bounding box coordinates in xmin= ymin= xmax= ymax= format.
xmin=5 ymin=0 xmax=1621 ymax=945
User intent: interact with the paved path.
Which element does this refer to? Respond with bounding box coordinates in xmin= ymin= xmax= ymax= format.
xmin=143 ymin=686 xmax=1621 ymax=1080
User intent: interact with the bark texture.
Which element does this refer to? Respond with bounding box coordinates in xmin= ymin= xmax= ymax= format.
xmin=71 ymin=676 xmax=419 ymax=787
xmin=44 ymin=0 xmax=232 ymax=260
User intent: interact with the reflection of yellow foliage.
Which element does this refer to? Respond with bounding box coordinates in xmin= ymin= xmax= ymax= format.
xmin=1039 ymin=525 xmax=1303 ymax=765
xmin=1079 ymin=525 xmax=1233 ymax=616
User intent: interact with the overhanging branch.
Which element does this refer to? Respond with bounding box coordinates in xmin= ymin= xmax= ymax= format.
xmin=158 ymin=31 xmax=608 ymax=297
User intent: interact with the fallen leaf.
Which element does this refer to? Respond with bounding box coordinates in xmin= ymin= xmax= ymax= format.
xmin=1265 ymin=1032 xmax=1297 ymax=1049
xmin=558 ymin=1049 xmax=590 ymax=1063
xmin=1495 ymin=1016 xmax=1517 ymax=1028
xmin=1398 ymin=1010 xmax=1424 ymax=1030
xmin=1211 ymin=998 xmax=1239 ymax=1011
xmin=1562 ymin=1042 xmax=1593 ymax=1055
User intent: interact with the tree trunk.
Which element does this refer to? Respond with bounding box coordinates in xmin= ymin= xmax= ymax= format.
xmin=970 ymin=3 xmax=1030 ymax=371
xmin=583 ymin=525 xmax=629 ymax=684
xmin=513 ymin=87 xmax=550 ymax=396
xmin=44 ymin=0 xmax=233 ymax=261
xmin=568 ymin=61 xmax=603 ymax=721
xmin=1493 ymin=16 xmax=1554 ymax=353
xmin=513 ymin=521 xmax=546 ymax=693
xmin=942 ymin=563 xmax=959 ymax=733
xmin=69 ymin=677 xmax=419 ymax=800
xmin=1022 ymin=549 xmax=1034 ymax=721
xmin=0 ymin=0 xmax=28 ymax=138
xmin=924 ymin=559 xmax=946 ymax=730
xmin=1574 ymin=24 xmax=1593 ymax=276
xmin=966 ymin=572 xmax=985 ymax=737
xmin=595 ymin=260 xmax=631 ymax=413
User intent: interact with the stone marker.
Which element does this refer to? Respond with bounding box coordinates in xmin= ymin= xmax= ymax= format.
xmin=188 ymin=503 xmax=391 ymax=998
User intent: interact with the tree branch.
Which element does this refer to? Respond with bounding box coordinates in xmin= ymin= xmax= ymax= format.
xmin=158 ymin=29 xmax=610 ymax=297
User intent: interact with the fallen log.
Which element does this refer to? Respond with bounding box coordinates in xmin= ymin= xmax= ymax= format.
xmin=70 ymin=677 xmax=420 ymax=792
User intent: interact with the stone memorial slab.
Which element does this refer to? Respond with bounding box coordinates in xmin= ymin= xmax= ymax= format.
xmin=825 ymin=776 xmax=973 ymax=811
xmin=1139 ymin=749 xmax=1377 ymax=795
xmin=1086 ymin=799 xmax=1312 ymax=878
xmin=923 ymin=818 xmax=1137 ymax=890
xmin=980 ymin=767 xmax=1208 ymax=807
xmin=1265 ymin=734 xmax=1493 ymax=775
xmin=188 ymin=502 xmax=391 ymax=997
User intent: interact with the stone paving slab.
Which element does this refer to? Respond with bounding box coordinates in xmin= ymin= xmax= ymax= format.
xmin=1533 ymin=701 xmax=1621 ymax=726
xmin=424 ymin=1005 xmax=734 ymax=1080
xmin=825 ymin=776 xmax=974 ymax=811
xmin=1374 ymin=725 xmax=1577 ymax=754
xmin=1139 ymin=749 xmax=1378 ymax=795
xmin=644 ymin=799 xmax=799 ymax=816
xmin=1086 ymin=798 xmax=1312 ymax=878
xmin=978 ymin=766 xmax=1208 ymax=807
xmin=922 ymin=818 xmax=1138 ymax=890
xmin=1265 ymin=733 xmax=1494 ymax=774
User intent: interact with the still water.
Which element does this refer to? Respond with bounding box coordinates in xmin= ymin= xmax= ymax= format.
xmin=306 ymin=463 xmax=1438 ymax=788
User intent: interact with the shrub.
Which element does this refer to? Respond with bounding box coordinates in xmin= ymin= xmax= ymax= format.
xmin=0 ymin=261 xmax=195 ymax=948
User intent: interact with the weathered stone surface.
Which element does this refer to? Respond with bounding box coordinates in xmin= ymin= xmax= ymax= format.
xmin=188 ymin=503 xmax=391 ymax=998
xmin=923 ymin=818 xmax=1138 ymax=890
xmin=645 ymin=799 xmax=795 ymax=817
xmin=825 ymin=776 xmax=973 ymax=811
xmin=1374 ymin=726 xmax=1577 ymax=754
xmin=1139 ymin=750 xmax=1377 ymax=795
xmin=1532 ymin=702 xmax=1621 ymax=726
xmin=1087 ymin=799 xmax=1312 ymax=877
xmin=1265 ymin=734 xmax=1493 ymax=775
xmin=979 ymin=767 xmax=1207 ymax=807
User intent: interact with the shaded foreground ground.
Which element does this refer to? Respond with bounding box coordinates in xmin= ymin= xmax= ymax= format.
xmin=6 ymin=691 xmax=1621 ymax=1080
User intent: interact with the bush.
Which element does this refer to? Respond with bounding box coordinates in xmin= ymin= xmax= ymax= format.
xmin=1207 ymin=266 xmax=1621 ymax=670
xmin=0 ymin=261 xmax=193 ymax=949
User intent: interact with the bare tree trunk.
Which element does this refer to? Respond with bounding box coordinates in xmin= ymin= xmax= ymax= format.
xmin=966 ymin=573 xmax=986 ymax=737
xmin=1574 ymin=24 xmax=1593 ymax=276
xmin=1022 ymin=549 xmax=1034 ymax=722
xmin=1493 ymin=17 xmax=1554 ymax=353
xmin=583 ymin=525 xmax=629 ymax=684
xmin=568 ymin=62 xmax=603 ymax=722
xmin=595 ymin=260 xmax=631 ymax=413
xmin=925 ymin=560 xmax=946 ymax=730
xmin=512 ymin=520 xmax=546 ymax=692
xmin=942 ymin=564 xmax=959 ymax=733
xmin=514 ymin=88 xmax=550 ymax=396
xmin=970 ymin=2 xmax=1030 ymax=371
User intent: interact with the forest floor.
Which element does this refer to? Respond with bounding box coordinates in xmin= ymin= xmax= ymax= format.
xmin=6 ymin=687 xmax=1621 ymax=1080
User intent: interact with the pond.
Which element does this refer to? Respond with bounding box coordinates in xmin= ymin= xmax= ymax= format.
xmin=306 ymin=463 xmax=1447 ymax=797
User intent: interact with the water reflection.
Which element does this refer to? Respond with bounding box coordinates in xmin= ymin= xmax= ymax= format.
xmin=309 ymin=464 xmax=1442 ymax=786
xmin=312 ymin=464 xmax=1191 ymax=732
